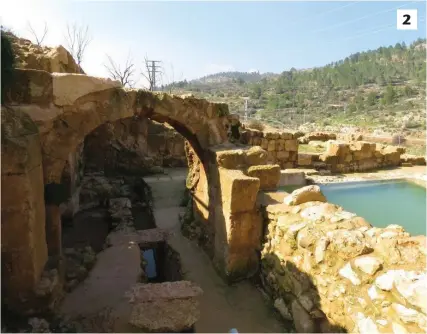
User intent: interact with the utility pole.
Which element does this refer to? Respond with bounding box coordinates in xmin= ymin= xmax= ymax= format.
xmin=243 ymin=97 xmax=250 ymax=122
xmin=145 ymin=60 xmax=162 ymax=91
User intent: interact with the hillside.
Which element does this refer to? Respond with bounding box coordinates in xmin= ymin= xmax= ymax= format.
xmin=165 ymin=39 xmax=426 ymax=135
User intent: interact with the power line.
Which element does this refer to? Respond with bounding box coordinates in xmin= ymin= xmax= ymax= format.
xmin=311 ymin=1 xmax=416 ymax=34
xmin=324 ymin=17 xmax=426 ymax=44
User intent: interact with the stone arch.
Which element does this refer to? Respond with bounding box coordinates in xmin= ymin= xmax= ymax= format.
xmin=3 ymin=69 xmax=264 ymax=313
xmin=35 ymin=76 xmax=229 ymax=184
xmin=8 ymin=71 xmax=230 ymax=257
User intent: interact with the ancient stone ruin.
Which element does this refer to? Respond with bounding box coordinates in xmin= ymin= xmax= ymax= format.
xmin=2 ymin=33 xmax=426 ymax=333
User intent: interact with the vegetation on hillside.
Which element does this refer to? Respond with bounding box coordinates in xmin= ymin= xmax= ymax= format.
xmin=165 ymin=39 xmax=426 ymax=133
xmin=1 ymin=27 xmax=16 ymax=104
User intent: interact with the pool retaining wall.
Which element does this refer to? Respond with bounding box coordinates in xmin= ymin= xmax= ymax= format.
xmin=258 ymin=192 xmax=427 ymax=333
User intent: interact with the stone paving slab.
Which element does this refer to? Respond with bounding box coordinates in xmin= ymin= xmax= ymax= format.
xmin=106 ymin=228 xmax=170 ymax=247
xmin=126 ymin=281 xmax=203 ymax=303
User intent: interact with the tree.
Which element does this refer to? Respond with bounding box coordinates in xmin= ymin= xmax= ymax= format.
xmin=26 ymin=21 xmax=48 ymax=46
xmin=403 ymin=85 xmax=414 ymax=97
xmin=64 ymin=23 xmax=92 ymax=65
xmin=250 ymin=84 xmax=262 ymax=99
xmin=366 ymin=91 xmax=377 ymax=106
xmin=383 ymin=85 xmax=396 ymax=105
xmin=104 ymin=53 xmax=135 ymax=88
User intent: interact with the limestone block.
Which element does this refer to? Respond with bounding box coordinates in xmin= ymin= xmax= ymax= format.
xmin=277 ymin=139 xmax=285 ymax=151
xmin=266 ymin=151 xmax=276 ymax=163
xmin=267 ymin=140 xmax=276 ymax=152
xmin=277 ymin=150 xmax=290 ymax=160
xmin=52 ymin=73 xmax=121 ymax=106
xmin=247 ymin=164 xmax=281 ymax=190
xmin=353 ymin=256 xmax=383 ymax=275
xmin=401 ymin=154 xmax=426 ymax=166
xmin=265 ymin=131 xmax=280 ymax=140
xmin=298 ymin=153 xmax=313 ymax=166
xmin=219 ymin=168 xmax=260 ymax=213
xmin=261 ymin=138 xmax=269 ymax=150
xmin=280 ymin=132 xmax=293 ymax=140
xmin=326 ymin=140 xmax=350 ymax=157
xmin=284 ymin=185 xmax=326 ymax=206
xmin=245 ymin=146 xmax=268 ymax=166
xmin=279 ymin=169 xmax=306 ymax=187
xmin=8 ymin=69 xmax=53 ymax=106
xmin=285 ymin=139 xmax=298 ymax=151
xmin=215 ymin=149 xmax=246 ymax=169
xmin=253 ymin=137 xmax=262 ymax=146
xmin=126 ymin=281 xmax=203 ymax=332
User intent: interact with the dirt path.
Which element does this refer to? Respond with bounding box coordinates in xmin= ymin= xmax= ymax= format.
xmin=144 ymin=168 xmax=287 ymax=333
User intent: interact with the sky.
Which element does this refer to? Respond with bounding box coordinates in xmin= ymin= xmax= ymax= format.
xmin=1 ymin=0 xmax=426 ymax=88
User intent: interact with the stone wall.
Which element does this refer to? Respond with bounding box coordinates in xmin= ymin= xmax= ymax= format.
xmin=259 ymin=189 xmax=427 ymax=333
xmin=83 ymin=118 xmax=186 ymax=176
xmin=239 ymin=128 xmax=298 ymax=169
xmin=298 ymin=140 xmax=406 ymax=173
xmin=298 ymin=131 xmax=337 ymax=144
xmin=1 ymin=107 xmax=48 ymax=313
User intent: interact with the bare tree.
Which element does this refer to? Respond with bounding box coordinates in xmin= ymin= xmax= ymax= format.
xmin=104 ymin=53 xmax=135 ymax=88
xmin=64 ymin=23 xmax=92 ymax=65
xmin=26 ymin=21 xmax=48 ymax=46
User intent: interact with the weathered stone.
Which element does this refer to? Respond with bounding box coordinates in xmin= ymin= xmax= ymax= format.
xmin=216 ymin=149 xmax=246 ymax=169
xmin=274 ymin=298 xmax=293 ymax=320
xmin=53 ymin=73 xmax=121 ymax=106
xmin=392 ymin=303 xmax=424 ymax=325
xmin=356 ymin=312 xmax=380 ymax=334
xmin=339 ymin=263 xmax=361 ymax=285
xmin=245 ymin=146 xmax=268 ymax=165
xmin=220 ymin=169 xmax=260 ymax=213
xmin=327 ymin=229 xmax=372 ymax=260
xmin=315 ymin=237 xmax=330 ymax=264
xmin=291 ymin=300 xmax=315 ymax=333
xmin=247 ymin=164 xmax=280 ymax=190
xmin=353 ymin=256 xmax=383 ymax=276
xmin=285 ymin=139 xmax=298 ymax=151
xmin=284 ymin=185 xmax=326 ymax=206
xmin=278 ymin=169 xmax=306 ymax=187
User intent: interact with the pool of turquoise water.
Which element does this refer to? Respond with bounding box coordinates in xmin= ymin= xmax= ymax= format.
xmin=280 ymin=180 xmax=426 ymax=236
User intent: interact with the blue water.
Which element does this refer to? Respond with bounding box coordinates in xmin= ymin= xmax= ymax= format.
xmin=320 ymin=181 xmax=426 ymax=236
xmin=142 ymin=249 xmax=157 ymax=278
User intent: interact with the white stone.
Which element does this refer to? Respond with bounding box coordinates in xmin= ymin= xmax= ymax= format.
xmin=392 ymin=303 xmax=419 ymax=323
xmin=368 ymin=285 xmax=383 ymax=301
xmin=386 ymin=224 xmax=405 ymax=232
xmin=339 ymin=263 xmax=361 ymax=285
xmin=394 ymin=271 xmax=427 ymax=314
xmin=330 ymin=210 xmax=356 ymax=223
xmin=366 ymin=227 xmax=380 ymax=238
xmin=376 ymin=319 xmax=388 ymax=326
xmin=287 ymin=222 xmax=307 ymax=236
xmin=392 ymin=322 xmax=408 ymax=334
xmin=375 ymin=271 xmax=396 ymax=291
xmin=357 ymin=312 xmax=379 ymax=334
xmin=354 ymin=256 xmax=383 ymax=275
xmin=314 ymin=237 xmax=329 ymax=264
xmin=379 ymin=231 xmax=398 ymax=239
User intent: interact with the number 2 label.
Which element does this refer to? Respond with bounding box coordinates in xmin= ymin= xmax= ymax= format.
xmin=397 ymin=9 xmax=417 ymax=30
